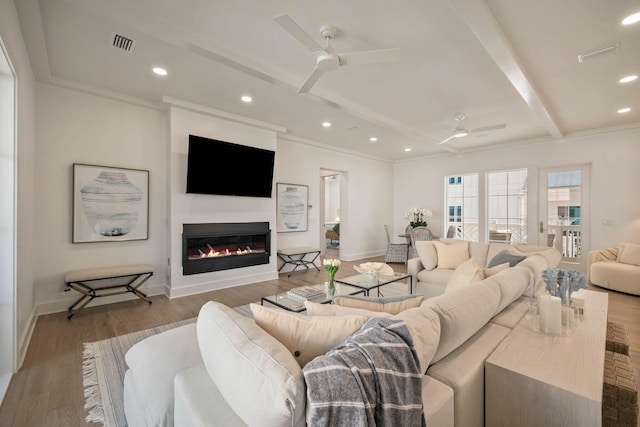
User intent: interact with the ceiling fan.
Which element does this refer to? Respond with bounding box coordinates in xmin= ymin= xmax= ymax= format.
xmin=274 ymin=14 xmax=400 ymax=93
xmin=438 ymin=113 xmax=506 ymax=145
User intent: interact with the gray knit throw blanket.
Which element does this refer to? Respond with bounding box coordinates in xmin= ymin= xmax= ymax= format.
xmin=303 ymin=318 xmax=426 ymax=426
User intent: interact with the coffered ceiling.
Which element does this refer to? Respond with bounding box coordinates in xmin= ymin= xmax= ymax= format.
xmin=14 ymin=0 xmax=640 ymax=160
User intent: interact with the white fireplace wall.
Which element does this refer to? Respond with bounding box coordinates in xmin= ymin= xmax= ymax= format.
xmin=167 ymin=103 xmax=280 ymax=297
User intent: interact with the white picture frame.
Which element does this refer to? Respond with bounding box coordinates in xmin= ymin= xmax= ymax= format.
xmin=73 ymin=163 xmax=149 ymax=243
xmin=276 ymin=183 xmax=308 ymax=232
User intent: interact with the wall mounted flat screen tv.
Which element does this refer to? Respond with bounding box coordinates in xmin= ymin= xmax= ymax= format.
xmin=186 ymin=135 xmax=275 ymax=198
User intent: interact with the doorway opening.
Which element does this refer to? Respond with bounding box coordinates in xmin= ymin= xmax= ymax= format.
xmin=539 ymin=165 xmax=591 ymax=273
xmin=0 ymin=38 xmax=16 ymax=403
xmin=320 ymin=169 xmax=342 ymax=258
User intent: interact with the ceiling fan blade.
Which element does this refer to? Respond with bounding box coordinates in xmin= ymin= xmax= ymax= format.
xmin=471 ymin=123 xmax=507 ymax=133
xmin=274 ymin=14 xmax=323 ymax=53
xmin=338 ymin=48 xmax=400 ymax=66
xmin=298 ymin=67 xmax=324 ymax=93
xmin=438 ymin=134 xmax=456 ymax=145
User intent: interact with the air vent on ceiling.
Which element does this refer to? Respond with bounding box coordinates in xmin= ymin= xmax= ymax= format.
xmin=111 ymin=33 xmax=136 ymax=52
xmin=577 ymin=42 xmax=619 ymax=63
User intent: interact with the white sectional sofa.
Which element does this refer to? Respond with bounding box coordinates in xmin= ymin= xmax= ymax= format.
xmin=407 ymin=238 xmax=561 ymax=298
xmin=123 ymin=241 xmax=560 ymax=427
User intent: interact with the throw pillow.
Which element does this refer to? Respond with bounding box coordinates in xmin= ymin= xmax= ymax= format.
xmin=250 ymin=303 xmax=367 ymax=366
xmin=445 ymin=257 xmax=484 ymax=292
xmin=304 ymin=300 xmax=394 ymax=318
xmin=434 ymin=241 xmax=470 ymax=269
xmin=332 ymin=294 xmax=424 ymax=315
xmin=618 ymin=242 xmax=640 ymax=266
xmin=595 ymin=246 xmax=619 ymax=262
xmin=391 ymin=306 xmax=441 ymax=374
xmin=482 ymin=261 xmax=510 ymax=278
xmin=196 ymin=301 xmax=306 ymax=427
xmin=487 ymin=249 xmax=525 ymax=268
xmin=415 ymin=241 xmax=438 ymax=270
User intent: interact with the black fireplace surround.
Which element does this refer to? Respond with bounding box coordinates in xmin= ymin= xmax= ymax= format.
xmin=182 ymin=222 xmax=270 ymax=275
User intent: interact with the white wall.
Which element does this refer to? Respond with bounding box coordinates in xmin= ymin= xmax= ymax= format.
xmin=34 ymin=85 xmax=167 ymax=313
xmin=167 ymin=105 xmax=279 ymax=297
xmin=0 ymin=0 xmax=38 ymax=372
xmin=394 ymin=128 xmax=640 ymax=253
xmin=276 ymin=139 xmax=394 ymax=261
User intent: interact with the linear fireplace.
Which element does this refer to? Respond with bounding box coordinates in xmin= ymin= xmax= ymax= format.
xmin=182 ymin=222 xmax=270 ymax=275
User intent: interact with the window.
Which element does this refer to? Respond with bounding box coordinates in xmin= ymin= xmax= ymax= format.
xmin=487 ymin=169 xmax=528 ymax=243
xmin=445 ymin=174 xmax=478 ymax=241
xmin=448 ymin=205 xmax=462 ymax=222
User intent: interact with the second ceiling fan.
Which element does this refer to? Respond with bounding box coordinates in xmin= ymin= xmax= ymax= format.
xmin=438 ymin=113 xmax=506 ymax=145
xmin=274 ymin=14 xmax=400 ymax=93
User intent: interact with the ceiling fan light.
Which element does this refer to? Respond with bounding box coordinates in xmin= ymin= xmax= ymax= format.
xmin=453 ymin=128 xmax=469 ymax=138
xmin=622 ymin=12 xmax=640 ymax=25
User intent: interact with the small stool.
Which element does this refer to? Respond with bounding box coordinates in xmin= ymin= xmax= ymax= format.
xmin=607 ymin=321 xmax=630 ymax=356
xmin=602 ymin=350 xmax=638 ymax=427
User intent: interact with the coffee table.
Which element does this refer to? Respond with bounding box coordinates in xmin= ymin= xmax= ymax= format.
xmin=335 ymin=272 xmax=412 ymax=296
xmin=260 ymin=283 xmax=365 ymax=313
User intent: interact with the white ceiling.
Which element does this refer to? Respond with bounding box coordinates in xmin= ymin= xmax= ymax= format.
xmin=15 ymin=0 xmax=640 ymax=160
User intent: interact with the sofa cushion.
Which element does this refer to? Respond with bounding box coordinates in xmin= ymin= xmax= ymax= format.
xmin=445 ymin=257 xmax=484 ymax=292
xmin=422 ymin=376 xmax=455 ymax=427
xmin=482 ymin=262 xmax=509 ymax=278
xmin=196 ymin=301 xmax=306 ymax=427
xmin=490 ymin=296 xmax=530 ymax=329
xmin=174 ymin=364 xmax=246 ymax=427
xmin=427 ymin=323 xmax=511 ymax=427
xmin=486 ymin=266 xmax=532 ymax=314
xmin=422 ymin=280 xmax=501 ymax=363
xmin=618 ymin=242 xmax=640 ymax=266
xmin=435 ymin=241 xmax=470 ymax=269
xmin=487 ymin=249 xmax=525 ymax=268
xmin=304 ymin=300 xmax=394 ymax=318
xmin=391 ymin=305 xmax=441 ymax=373
xmin=124 ymin=322 xmax=201 ymax=427
xmin=250 ymin=303 xmax=367 ymax=366
xmin=333 ymin=294 xmax=423 ymax=314
xmin=416 ymin=241 xmax=438 ymax=270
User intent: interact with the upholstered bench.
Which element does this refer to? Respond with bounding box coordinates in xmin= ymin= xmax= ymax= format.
xmin=276 ymin=247 xmax=321 ymax=277
xmin=64 ymin=264 xmax=153 ymax=318
xmin=602 ymin=350 xmax=638 ymax=426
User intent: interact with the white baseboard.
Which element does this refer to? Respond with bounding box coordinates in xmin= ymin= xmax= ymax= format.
xmin=0 ymin=373 xmax=10 ymax=407
xmin=168 ymin=271 xmax=278 ymax=298
xmin=17 ymin=306 xmax=37 ymax=370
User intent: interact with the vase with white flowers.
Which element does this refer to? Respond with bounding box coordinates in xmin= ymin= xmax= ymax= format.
xmin=323 ymin=258 xmax=340 ymax=294
xmin=404 ymin=207 xmax=433 ymax=228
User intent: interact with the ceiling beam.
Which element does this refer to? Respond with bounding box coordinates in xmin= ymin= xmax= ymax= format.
xmin=447 ymin=0 xmax=563 ymax=139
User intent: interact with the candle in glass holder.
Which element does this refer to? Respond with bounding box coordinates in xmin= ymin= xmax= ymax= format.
xmin=539 ymin=294 xmax=561 ymax=335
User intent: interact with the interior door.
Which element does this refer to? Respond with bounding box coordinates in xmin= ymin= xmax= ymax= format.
xmin=538 ymin=165 xmax=591 ymax=273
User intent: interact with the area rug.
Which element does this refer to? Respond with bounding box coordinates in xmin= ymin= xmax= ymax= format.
xmin=82 ymin=317 xmax=197 ymax=426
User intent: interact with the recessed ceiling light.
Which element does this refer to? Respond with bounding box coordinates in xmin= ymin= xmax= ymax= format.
xmin=241 ymin=95 xmax=252 ymax=103
xmin=404 ymin=148 xmax=411 ymax=152
xmin=622 ymin=12 xmax=640 ymax=25
xmin=617 ymin=107 xmax=631 ymax=113
xmin=152 ymin=67 xmax=167 ymax=76
xmin=619 ymin=75 xmax=638 ymax=83
xmin=322 ymin=122 xmax=331 ymax=128
xmin=369 ymin=137 xmax=378 ymax=142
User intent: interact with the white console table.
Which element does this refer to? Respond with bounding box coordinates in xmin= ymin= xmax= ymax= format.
xmin=485 ymin=290 xmax=608 ymax=427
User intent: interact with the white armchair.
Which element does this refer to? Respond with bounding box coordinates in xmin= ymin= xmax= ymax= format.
xmin=588 ymin=243 xmax=640 ymax=296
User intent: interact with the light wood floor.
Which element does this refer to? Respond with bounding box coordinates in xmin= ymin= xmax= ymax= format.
xmin=0 ymin=252 xmax=638 ymax=426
